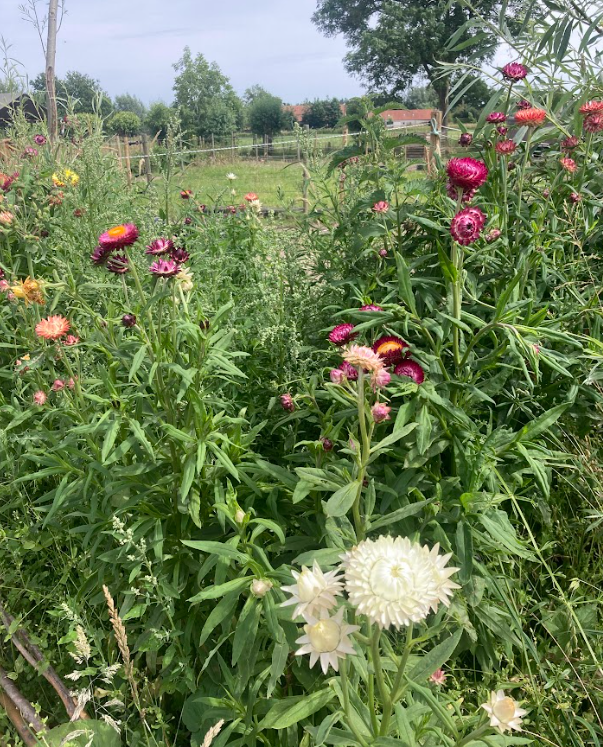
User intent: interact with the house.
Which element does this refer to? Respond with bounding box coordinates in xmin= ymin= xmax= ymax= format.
xmin=284 ymin=103 xmax=347 ymax=123
xmin=379 ymin=109 xmax=435 ymax=128
xmin=0 ymin=93 xmax=45 ymax=128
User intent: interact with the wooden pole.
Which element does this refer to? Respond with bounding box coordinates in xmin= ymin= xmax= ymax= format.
xmin=343 ymin=124 xmax=349 ymax=146
xmin=45 ymin=0 xmax=60 ymax=141
xmin=429 ymin=109 xmax=442 ymax=174
xmin=115 ymin=135 xmax=123 ymax=169
xmin=141 ymin=133 xmax=152 ymax=184
xmin=123 ymin=136 xmax=132 ymax=186
xmin=211 ymin=133 xmax=216 ymax=161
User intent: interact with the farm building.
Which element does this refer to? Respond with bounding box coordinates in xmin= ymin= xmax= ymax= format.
xmin=284 ymin=103 xmax=436 ymax=128
xmin=0 ymin=93 xmax=45 ymax=128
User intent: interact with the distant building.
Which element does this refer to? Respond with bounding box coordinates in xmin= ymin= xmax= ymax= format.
xmin=283 ymin=103 xmax=436 ymax=128
xmin=0 ymin=93 xmax=45 ymax=128
xmin=284 ymin=103 xmax=347 ymax=123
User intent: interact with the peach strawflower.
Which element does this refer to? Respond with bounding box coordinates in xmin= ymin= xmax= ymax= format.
xmin=342 ymin=345 xmax=385 ymax=374
xmin=244 ymin=192 xmax=259 ymax=202
xmin=0 ymin=211 xmax=14 ymax=225
xmin=33 ymin=390 xmax=47 ymax=406
xmin=515 ymin=108 xmax=547 ymax=127
xmin=35 ymin=315 xmax=70 ymax=340
xmin=560 ymin=157 xmax=577 ymax=173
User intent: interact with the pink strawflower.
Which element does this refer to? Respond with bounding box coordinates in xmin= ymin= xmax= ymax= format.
xmin=515 ymin=108 xmax=547 ymax=127
xmin=459 ymin=133 xmax=473 ymax=147
xmin=583 ymin=113 xmax=603 ymax=133
xmin=394 ymin=360 xmax=425 ymax=384
xmin=98 ymin=223 xmax=139 ymax=250
xmin=371 ymin=368 xmax=391 ymax=391
xmin=329 ymin=323 xmax=357 ymax=346
xmin=51 ymin=379 xmax=65 ymax=392
xmin=106 ymin=254 xmax=130 ymax=274
xmin=446 ymin=158 xmax=488 ymax=195
xmin=371 ymin=403 xmax=391 ymax=423
xmin=145 ymin=238 xmax=174 ymax=256
xmin=330 ymin=368 xmax=345 ymax=384
xmin=373 ymin=336 xmax=409 ymax=366
xmin=579 ymin=100 xmax=603 ymax=115
xmin=244 ymin=192 xmax=259 ymax=202
xmin=486 ymin=112 xmax=506 ymax=123
xmin=68 ymin=377 xmax=76 ymax=389
xmin=360 ymin=304 xmax=383 ymax=312
xmin=496 ymin=140 xmax=517 ymax=155
xmin=34 ymin=134 xmax=47 ymax=145
xmin=280 ymin=393 xmax=295 ymax=412
xmin=450 ymin=206 xmax=486 ymax=246
xmin=496 ymin=126 xmax=508 ymax=136
xmin=502 ymin=62 xmax=528 ymax=80
xmin=485 ymin=228 xmax=502 ymax=243
xmin=570 ymin=192 xmax=582 ymax=203
xmin=343 ymin=345 xmax=384 ymax=374
xmin=63 ymin=335 xmax=80 ymax=346
xmin=33 ymin=390 xmax=47 ymax=406
xmin=430 ymin=669 xmax=447 ymax=685
xmin=0 ymin=279 xmax=9 ymax=292
xmin=35 ymin=315 xmax=70 ymax=340
xmin=379 ymin=248 xmax=388 ymax=257
xmin=372 ymin=200 xmax=389 ymax=213
xmin=149 ymin=258 xmax=180 ymax=277
xmin=170 ymin=247 xmax=190 ymax=263
xmin=21 ymin=147 xmax=38 ymax=158
xmin=180 ymin=190 xmax=193 ymax=199
xmin=560 ymin=157 xmax=577 ymax=173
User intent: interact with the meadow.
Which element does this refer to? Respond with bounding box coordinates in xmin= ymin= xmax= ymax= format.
xmin=0 ymin=8 xmax=602 ymax=747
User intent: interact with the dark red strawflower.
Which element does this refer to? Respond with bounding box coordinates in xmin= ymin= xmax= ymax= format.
xmin=321 ymin=437 xmax=334 ymax=451
xmin=106 ymin=254 xmax=130 ymax=274
xmin=149 ymin=258 xmax=180 ymax=277
xmin=561 ymin=136 xmax=580 ymax=150
xmin=394 ymin=360 xmax=425 ymax=384
xmin=502 ymin=62 xmax=528 ymax=81
xmin=446 ymin=158 xmax=488 ymax=194
xmin=170 ymin=247 xmax=190 ymax=263
xmin=329 ymin=323 xmax=357 ymax=346
xmin=280 ymin=393 xmax=295 ymax=412
xmin=145 ymin=238 xmax=174 ymax=256
xmin=91 ymin=244 xmax=113 ymax=265
xmin=517 ymin=99 xmax=532 ymax=110
xmin=373 ymin=335 xmax=409 ymax=365
xmin=507 ymin=161 xmax=517 ymax=171
xmin=496 ymin=126 xmax=508 ymax=136
xmin=570 ymin=192 xmax=582 ymax=203
xmin=579 ymin=100 xmax=603 ymax=115
xmin=122 ymin=313 xmax=137 ymax=328
xmin=543 ymin=189 xmax=551 ymax=198
xmin=73 ymin=208 xmax=84 ymax=217
xmin=199 ymin=319 xmax=210 ymax=331
xmin=184 ymin=217 xmax=192 ymax=225
xmin=360 ymin=304 xmax=383 ymax=312
xmin=486 ymin=112 xmax=507 ymax=123
xmin=496 ymin=140 xmax=517 ymax=155
xmin=459 ymin=133 xmax=473 ymax=146
xmin=583 ymin=113 xmax=603 ymax=133
xmin=180 ymin=190 xmax=193 ymax=199
xmin=450 ymin=206 xmax=486 ymax=246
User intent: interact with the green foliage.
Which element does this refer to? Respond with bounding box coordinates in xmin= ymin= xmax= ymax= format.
xmin=301 ymin=97 xmax=343 ymax=129
xmin=248 ymin=93 xmax=287 ymax=139
xmin=114 ymin=92 xmax=147 ymax=120
xmin=145 ymin=101 xmax=177 ymax=141
xmin=106 ymin=110 xmax=141 ymax=136
xmin=31 ymin=69 xmax=114 ymax=116
xmin=172 ymin=47 xmax=243 ymax=139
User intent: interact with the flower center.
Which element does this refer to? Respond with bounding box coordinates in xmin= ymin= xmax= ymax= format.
xmin=307 ymin=619 xmax=340 ymax=652
xmin=108 ymin=225 xmax=126 ymax=237
xmin=377 ymin=342 xmax=402 ymax=355
xmin=369 ymin=558 xmax=412 ymax=601
xmin=493 ymin=697 xmax=516 ymax=723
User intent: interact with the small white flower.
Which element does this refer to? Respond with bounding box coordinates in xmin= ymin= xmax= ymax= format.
xmin=176 ymin=267 xmax=194 ymax=293
xmin=248 ymin=198 xmax=262 ymax=212
xmin=251 ymin=578 xmax=273 ymax=597
xmin=342 ymin=536 xmax=459 ymax=629
xmin=295 ymin=607 xmax=359 ymax=674
xmin=234 ymin=508 xmax=246 ymax=524
xmin=231 ymin=188 xmax=237 ymax=196
xmin=481 ymin=690 xmax=527 ymax=733
xmin=281 ymin=560 xmax=344 ymax=620
xmin=226 ymin=173 xmax=237 ymax=181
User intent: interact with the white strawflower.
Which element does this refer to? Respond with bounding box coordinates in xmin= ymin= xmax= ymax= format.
xmin=234 ymin=508 xmax=246 ymax=524
xmin=281 ymin=560 xmax=344 ymax=620
xmin=342 ymin=536 xmax=459 ymax=629
xmin=295 ymin=607 xmax=359 ymax=674
xmin=250 ymin=578 xmax=273 ymax=597
xmin=248 ymin=198 xmax=262 ymax=212
xmin=176 ymin=267 xmax=194 ymax=293
xmin=481 ymin=690 xmax=527 ymax=733
xmin=226 ymin=173 xmax=237 ymax=181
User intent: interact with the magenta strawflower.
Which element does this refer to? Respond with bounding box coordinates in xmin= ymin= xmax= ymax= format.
xmin=583 ymin=113 xmax=603 ymax=133
xmin=502 ymin=62 xmax=528 ymax=80
xmin=34 ymin=134 xmax=47 ymax=145
xmin=339 ymin=361 xmax=359 ymax=381
xmin=149 ymin=258 xmax=180 ymax=277
xmin=280 ymin=393 xmax=295 ymax=412
xmin=373 ymin=200 xmax=389 ymax=213
xmin=458 ymin=133 xmax=473 ymax=147
xmin=446 ymin=158 xmax=488 ymax=195
xmin=496 ymin=140 xmax=517 ymax=155
xmin=330 ymin=368 xmax=345 ymax=384
xmin=450 ymin=206 xmax=486 ymax=246
xmin=106 ymin=254 xmax=129 ymax=274
xmin=373 ymin=336 xmax=409 ymax=365
xmin=486 ymin=112 xmax=506 ymax=123
xmin=170 ymin=247 xmax=190 ymax=263
xmin=99 ymin=223 xmax=139 ymax=250
xmin=122 ymin=313 xmax=137 ymax=328
xmin=394 ymin=360 xmax=425 ymax=384
xmin=145 ymin=238 xmax=174 ymax=256
xmin=371 ymin=368 xmax=391 ymax=390
xmin=360 ymin=304 xmax=383 ymax=312
xmin=560 ymin=157 xmax=577 ymax=173
xmin=371 ymin=403 xmax=391 ymax=423
xmin=90 ymin=245 xmax=113 ymax=265
xmin=446 ymin=181 xmax=475 ymax=203
xmin=561 ymin=136 xmax=580 ymax=150
xmin=328 ymin=323 xmax=357 ymax=346
xmin=485 ymin=228 xmax=502 ymax=243
xmin=496 ymin=126 xmax=508 ymax=136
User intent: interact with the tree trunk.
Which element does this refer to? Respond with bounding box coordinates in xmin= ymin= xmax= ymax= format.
xmin=46 ymin=0 xmax=59 ymax=141
xmin=437 ymin=80 xmax=449 ymax=127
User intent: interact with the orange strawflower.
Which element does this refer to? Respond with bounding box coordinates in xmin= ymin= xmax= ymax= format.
xmin=515 ymin=108 xmax=547 ymax=127
xmin=579 ymin=100 xmax=603 ymax=115
xmin=35 ymin=315 xmax=70 ymax=340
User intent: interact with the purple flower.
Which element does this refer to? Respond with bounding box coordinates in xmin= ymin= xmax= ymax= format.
xmin=486 ymin=112 xmax=507 ymax=123
xmin=149 ymin=258 xmax=180 ymax=277
xmin=170 ymin=247 xmax=190 ymax=263
xmin=502 ymin=62 xmax=528 ymax=81
xmin=280 ymin=394 xmax=295 ymax=412
xmin=145 ymin=238 xmax=174 ymax=256
xmin=122 ymin=313 xmax=137 ymax=328
xmin=90 ymin=244 xmax=113 ymax=265
xmin=394 ymin=360 xmax=425 ymax=384
xmin=34 ymin=134 xmax=47 ymax=145
xmin=106 ymin=254 xmax=130 ymax=274
xmin=328 ymin=323 xmax=357 ymax=346
xmin=459 ymin=133 xmax=473 ymax=147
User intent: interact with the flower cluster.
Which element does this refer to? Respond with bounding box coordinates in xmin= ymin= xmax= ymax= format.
xmin=579 ymin=101 xmax=603 ymax=133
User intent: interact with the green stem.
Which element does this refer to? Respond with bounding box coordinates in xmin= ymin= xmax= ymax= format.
xmin=379 ymin=624 xmax=414 ymax=737
xmin=515 ymin=128 xmax=533 ymax=237
xmin=371 ymin=626 xmax=388 ymax=714
xmin=451 ymin=191 xmax=464 ymax=376
xmin=352 ymin=371 xmax=371 ymax=541
xmin=340 ymin=659 xmax=370 ymax=747
xmin=454 ymin=722 xmax=490 ymax=747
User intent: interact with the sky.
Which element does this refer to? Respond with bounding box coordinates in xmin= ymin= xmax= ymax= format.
xmin=2 ymin=0 xmax=366 ymax=104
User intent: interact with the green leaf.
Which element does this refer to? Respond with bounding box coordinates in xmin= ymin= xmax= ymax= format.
xmin=181 ymin=540 xmax=248 ymax=564
xmin=128 ymin=418 xmax=156 ymax=460
xmin=514 ymin=403 xmax=568 ymax=443
xmin=259 ymin=688 xmax=335 ymax=730
xmin=395 ymin=251 xmax=418 ymax=314
xmin=267 ymin=640 xmax=290 ymax=698
xmin=101 ymin=418 xmax=120 ymax=463
xmin=479 ymin=510 xmax=536 ymax=560
xmin=324 ymin=481 xmax=360 ymax=517
xmin=36 ymin=720 xmax=120 ymax=747
xmin=198 ymin=593 xmax=239 ymax=646
xmin=232 ymin=596 xmax=261 ymax=665
xmin=408 ymin=629 xmax=462 ymax=683
xmin=369 ymin=499 xmax=433 ymax=531
xmin=188 ymin=575 xmax=250 ymax=603
xmin=179 ymin=453 xmax=197 ymax=504
xmin=129 ymin=343 xmax=148 ymax=381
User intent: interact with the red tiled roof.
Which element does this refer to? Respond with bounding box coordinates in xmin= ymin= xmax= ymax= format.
xmin=380 ymin=109 xmax=434 ymax=122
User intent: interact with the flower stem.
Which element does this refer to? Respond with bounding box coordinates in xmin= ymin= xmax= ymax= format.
xmin=451 ymin=191 xmax=464 ymax=375
xmin=352 ymin=370 xmax=371 ymax=541
xmin=379 ymin=624 xmax=414 ymax=737
xmin=340 ymin=659 xmax=370 ymax=747
xmin=454 ymin=722 xmax=490 ymax=747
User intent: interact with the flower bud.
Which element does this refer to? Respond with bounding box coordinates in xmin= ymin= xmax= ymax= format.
xmin=235 ymin=508 xmax=246 ymax=524
xmin=122 ymin=313 xmax=137 ymax=328
xmin=379 ymin=248 xmax=388 ymax=257
xmin=330 ymin=369 xmax=345 ymax=384
xmin=251 ymin=578 xmax=273 ymax=597
xmin=321 ymin=438 xmax=333 ymax=451
xmin=280 ymin=394 xmax=295 ymax=412
xmin=459 ymin=133 xmax=473 ymax=146
xmin=51 ymin=379 xmax=65 ymax=392
xmin=372 ymin=403 xmax=391 ymax=423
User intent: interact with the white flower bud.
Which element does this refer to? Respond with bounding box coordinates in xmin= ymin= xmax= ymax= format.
xmin=235 ymin=508 xmax=246 ymax=524
xmin=251 ymin=578 xmax=273 ymax=597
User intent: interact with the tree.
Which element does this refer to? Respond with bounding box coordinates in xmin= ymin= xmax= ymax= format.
xmin=243 ymin=84 xmax=271 ymax=105
xmin=172 ymin=47 xmax=242 ymax=139
xmin=301 ymin=98 xmax=342 ymax=129
xmin=451 ymin=75 xmax=494 ymax=121
xmin=107 ymin=111 xmax=141 ymax=137
xmin=248 ymin=94 xmax=286 ymax=142
xmin=115 ymin=94 xmax=146 ymax=121
xmin=403 ymin=85 xmax=438 ymax=110
xmin=145 ymin=102 xmax=176 ymax=141
xmin=31 ymin=70 xmax=113 ymax=116
xmin=312 ymin=0 xmax=506 ymax=123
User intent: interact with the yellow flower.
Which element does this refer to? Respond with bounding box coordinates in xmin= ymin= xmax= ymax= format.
xmin=10 ymin=276 xmax=45 ymax=305
xmin=52 ymin=169 xmax=79 ymax=187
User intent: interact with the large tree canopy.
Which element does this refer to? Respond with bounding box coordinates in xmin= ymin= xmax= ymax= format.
xmin=31 ymin=70 xmax=113 ymax=116
xmin=312 ymin=0 xmax=504 ymax=120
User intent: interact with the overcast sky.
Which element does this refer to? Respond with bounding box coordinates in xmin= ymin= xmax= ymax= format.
xmin=3 ymin=0 xmax=366 ymax=104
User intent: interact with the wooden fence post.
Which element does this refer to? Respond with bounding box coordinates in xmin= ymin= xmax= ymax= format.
xmin=141 ymin=134 xmax=152 ymax=184
xmin=122 ymin=136 xmax=132 ymax=186
xmin=343 ymin=124 xmax=349 ymax=146
xmin=211 ymin=133 xmax=216 ymax=161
